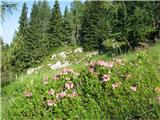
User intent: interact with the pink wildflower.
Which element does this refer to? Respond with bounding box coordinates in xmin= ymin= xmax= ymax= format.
xmin=112 ymin=82 xmax=121 ymax=89
xmin=58 ymin=91 xmax=66 ymax=99
xmin=61 ymin=68 xmax=73 ymax=74
xmin=105 ymin=61 xmax=114 ymax=68
xmin=98 ymin=60 xmax=106 ymax=66
xmin=24 ymin=91 xmax=32 ymax=97
xmin=130 ymin=86 xmax=137 ymax=92
xmin=48 ymin=89 xmax=55 ymax=96
xmin=47 ymin=100 xmax=56 ymax=106
xmin=65 ymin=82 xmax=74 ymax=89
xmin=102 ymin=74 xmax=110 ymax=82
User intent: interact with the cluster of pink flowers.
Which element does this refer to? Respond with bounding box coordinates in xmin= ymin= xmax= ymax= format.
xmin=106 ymin=61 xmax=114 ymax=68
xmin=98 ymin=60 xmax=107 ymax=66
xmin=112 ymin=82 xmax=121 ymax=89
xmin=46 ymin=91 xmax=78 ymax=107
xmin=61 ymin=68 xmax=73 ymax=75
xmin=88 ymin=60 xmax=114 ymax=72
xmin=102 ymin=74 xmax=110 ymax=82
xmin=58 ymin=91 xmax=66 ymax=99
xmin=88 ymin=60 xmax=114 ymax=73
xmin=56 ymin=91 xmax=78 ymax=100
xmin=68 ymin=91 xmax=78 ymax=97
xmin=24 ymin=91 xmax=32 ymax=97
xmin=48 ymin=89 xmax=55 ymax=96
xmin=97 ymin=60 xmax=114 ymax=68
xmin=65 ymin=82 xmax=74 ymax=89
xmin=46 ymin=100 xmax=56 ymax=107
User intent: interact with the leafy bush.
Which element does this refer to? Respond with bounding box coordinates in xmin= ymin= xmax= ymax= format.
xmin=3 ymin=52 xmax=160 ymax=119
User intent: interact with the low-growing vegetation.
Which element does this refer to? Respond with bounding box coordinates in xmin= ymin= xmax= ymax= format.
xmin=2 ymin=43 xmax=160 ymax=119
xmin=1 ymin=0 xmax=160 ymax=119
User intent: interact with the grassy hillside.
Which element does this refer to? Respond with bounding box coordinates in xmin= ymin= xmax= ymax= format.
xmin=1 ymin=43 xmax=160 ymax=119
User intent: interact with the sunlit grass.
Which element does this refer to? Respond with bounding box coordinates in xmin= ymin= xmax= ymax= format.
xmin=1 ymin=43 xmax=160 ymax=119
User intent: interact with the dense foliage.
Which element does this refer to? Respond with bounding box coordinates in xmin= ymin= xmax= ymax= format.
xmin=81 ymin=1 xmax=109 ymax=51
xmin=1 ymin=1 xmax=160 ymax=86
xmin=2 ymin=46 xmax=160 ymax=119
xmin=1 ymin=1 xmax=160 ymax=119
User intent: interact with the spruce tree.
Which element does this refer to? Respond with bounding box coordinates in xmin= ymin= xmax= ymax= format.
xmin=10 ymin=2 xmax=29 ymax=72
xmin=62 ymin=6 xmax=72 ymax=45
xmin=25 ymin=1 xmax=51 ymax=65
xmin=81 ymin=1 xmax=108 ymax=51
xmin=48 ymin=0 xmax=63 ymax=49
xmin=25 ymin=1 xmax=40 ymax=65
xmin=70 ymin=0 xmax=84 ymax=45
xmin=36 ymin=1 xmax=51 ymax=57
xmin=19 ymin=2 xmax=28 ymax=35
xmin=111 ymin=1 xmax=157 ymax=48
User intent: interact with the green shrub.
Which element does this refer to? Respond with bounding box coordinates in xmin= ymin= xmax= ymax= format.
xmin=3 ymin=53 xmax=160 ymax=119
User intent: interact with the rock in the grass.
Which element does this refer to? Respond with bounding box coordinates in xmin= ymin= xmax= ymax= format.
xmin=50 ymin=61 xmax=61 ymax=70
xmin=27 ymin=68 xmax=35 ymax=75
xmin=51 ymin=54 xmax=56 ymax=60
xmin=50 ymin=61 xmax=70 ymax=70
xmin=59 ymin=52 xmax=66 ymax=58
xmin=74 ymin=47 xmax=83 ymax=53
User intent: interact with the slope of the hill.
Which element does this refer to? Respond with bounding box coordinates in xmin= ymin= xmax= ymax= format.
xmin=1 ymin=43 xmax=160 ymax=119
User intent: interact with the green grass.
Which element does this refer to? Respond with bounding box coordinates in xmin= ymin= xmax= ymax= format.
xmin=1 ymin=43 xmax=160 ymax=119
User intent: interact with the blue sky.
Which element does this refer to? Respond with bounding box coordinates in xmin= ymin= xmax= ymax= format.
xmin=1 ymin=0 xmax=76 ymax=44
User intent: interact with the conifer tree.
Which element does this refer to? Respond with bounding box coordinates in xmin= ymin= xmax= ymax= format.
xmin=36 ymin=1 xmax=51 ymax=57
xmin=10 ymin=2 xmax=29 ymax=72
xmin=111 ymin=1 xmax=157 ymax=48
xmin=48 ymin=0 xmax=63 ymax=49
xmin=81 ymin=1 xmax=108 ymax=51
xmin=25 ymin=1 xmax=39 ymax=65
xmin=19 ymin=2 xmax=28 ymax=35
xmin=62 ymin=6 xmax=72 ymax=45
xmin=70 ymin=0 xmax=84 ymax=45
